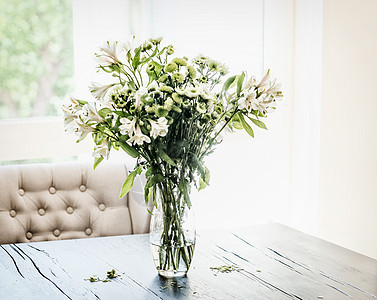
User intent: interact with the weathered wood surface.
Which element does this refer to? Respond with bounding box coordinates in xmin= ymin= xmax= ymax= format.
xmin=0 ymin=223 xmax=376 ymax=299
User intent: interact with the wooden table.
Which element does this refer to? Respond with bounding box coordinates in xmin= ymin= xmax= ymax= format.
xmin=0 ymin=223 xmax=376 ymax=299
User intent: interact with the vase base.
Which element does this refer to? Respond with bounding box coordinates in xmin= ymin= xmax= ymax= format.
xmin=158 ymin=269 xmax=187 ymax=278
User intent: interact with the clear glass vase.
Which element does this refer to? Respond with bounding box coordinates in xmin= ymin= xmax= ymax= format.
xmin=149 ymin=183 xmax=196 ymax=278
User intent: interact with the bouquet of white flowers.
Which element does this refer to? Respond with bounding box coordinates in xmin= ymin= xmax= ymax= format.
xmin=62 ymin=37 xmax=282 ymax=277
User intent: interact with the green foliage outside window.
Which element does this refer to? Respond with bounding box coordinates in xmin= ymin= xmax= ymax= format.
xmin=0 ymin=0 xmax=74 ymax=119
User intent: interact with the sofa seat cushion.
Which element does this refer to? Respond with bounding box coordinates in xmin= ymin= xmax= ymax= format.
xmin=0 ymin=161 xmax=151 ymax=244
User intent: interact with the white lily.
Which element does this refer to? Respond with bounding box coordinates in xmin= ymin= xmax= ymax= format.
xmin=134 ymin=86 xmax=148 ymax=109
xmin=119 ymin=117 xmax=137 ymax=136
xmin=257 ymin=70 xmax=270 ymax=91
xmin=92 ymin=142 xmax=108 ymax=158
xmin=95 ymin=41 xmax=122 ymax=66
xmin=128 ymin=124 xmax=151 ymax=145
xmin=150 ymin=117 xmax=169 ymax=139
xmin=238 ymin=89 xmax=257 ymax=112
xmin=73 ymin=117 xmax=95 ymax=142
xmin=81 ymin=102 xmax=103 ymax=123
xmin=89 ymin=82 xmax=116 ymax=100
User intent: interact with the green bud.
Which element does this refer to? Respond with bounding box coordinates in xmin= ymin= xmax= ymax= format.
xmin=145 ymin=106 xmax=156 ymax=114
xmin=167 ymin=45 xmax=174 ymax=55
xmin=172 ymin=92 xmax=183 ymax=105
xmin=187 ymin=66 xmax=197 ymax=79
xmin=156 ymin=106 xmax=169 ymax=118
xmin=182 ymin=100 xmax=190 ymax=109
xmin=172 ymin=72 xmax=185 ymax=83
xmin=202 ymin=113 xmax=211 ymax=123
xmin=166 ymin=115 xmax=174 ymax=125
xmin=164 ymin=62 xmax=178 ymax=73
xmin=164 ymin=98 xmax=174 ymax=111
xmin=158 ymin=74 xmax=169 ymax=83
xmin=159 ymin=85 xmax=174 ymax=93
xmin=172 ymin=105 xmax=182 ymax=113
xmin=196 ymin=102 xmax=207 ymax=114
xmin=172 ymin=57 xmax=187 ymax=66
xmin=117 ymin=99 xmax=127 ymax=108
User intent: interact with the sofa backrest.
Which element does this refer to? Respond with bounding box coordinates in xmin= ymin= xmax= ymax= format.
xmin=0 ymin=161 xmax=151 ymax=244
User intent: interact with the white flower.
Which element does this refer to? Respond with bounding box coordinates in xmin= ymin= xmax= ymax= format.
xmin=150 ymin=117 xmax=169 ymax=139
xmin=238 ymin=89 xmax=257 ymax=112
xmin=257 ymin=70 xmax=270 ymax=91
xmin=81 ymin=102 xmax=103 ymax=123
xmin=61 ymin=97 xmax=82 ymax=130
xmin=73 ymin=117 xmax=95 ymax=142
xmin=243 ymin=75 xmax=257 ymax=90
xmin=119 ymin=117 xmax=137 ymax=136
xmin=89 ymin=82 xmax=116 ymax=100
xmin=92 ymin=142 xmax=108 ymax=158
xmin=128 ymin=124 xmax=151 ymax=145
xmin=95 ymin=41 xmax=122 ymax=66
xmin=185 ymin=87 xmax=200 ymax=98
xmin=134 ymin=86 xmax=148 ymax=109
xmin=148 ymin=80 xmax=159 ymax=92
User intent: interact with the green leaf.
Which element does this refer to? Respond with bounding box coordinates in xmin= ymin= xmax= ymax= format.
xmin=247 ymin=116 xmax=268 ymax=130
xmin=77 ymin=99 xmax=88 ymax=106
xmin=120 ymin=170 xmax=138 ymax=198
xmin=222 ymin=75 xmax=237 ymax=91
xmin=144 ymin=186 xmax=152 ymax=205
xmin=140 ymin=46 xmax=159 ymax=64
xmin=158 ymin=147 xmax=177 ymax=167
xmin=145 ymin=174 xmax=165 ymax=189
xmin=132 ymin=47 xmax=141 ymax=70
xmin=146 ymin=61 xmax=163 ymax=84
xmin=119 ymin=141 xmax=139 ymax=158
xmin=199 ymin=176 xmax=208 ymax=191
xmin=236 ymin=71 xmax=245 ymax=97
xmin=93 ymin=156 xmax=104 ymax=170
xmin=98 ymin=108 xmax=112 ymax=119
xmin=238 ymin=112 xmax=254 ymax=138
xmin=178 ymin=180 xmax=191 ymax=208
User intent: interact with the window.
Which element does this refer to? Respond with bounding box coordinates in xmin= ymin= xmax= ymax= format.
xmin=0 ymin=0 xmax=74 ymax=119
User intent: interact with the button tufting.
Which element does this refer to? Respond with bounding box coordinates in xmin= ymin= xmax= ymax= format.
xmin=53 ymin=229 xmax=60 ymax=237
xmin=38 ymin=208 xmax=45 ymax=216
xmin=98 ymin=203 xmax=106 ymax=211
xmin=26 ymin=232 xmax=32 ymax=240
xmin=85 ymin=228 xmax=92 ymax=235
xmin=18 ymin=189 xmax=25 ymax=196
xmin=79 ymin=185 xmax=86 ymax=192
xmin=9 ymin=210 xmax=17 ymax=218
xmin=49 ymin=187 xmax=56 ymax=194
xmin=66 ymin=206 xmax=74 ymax=214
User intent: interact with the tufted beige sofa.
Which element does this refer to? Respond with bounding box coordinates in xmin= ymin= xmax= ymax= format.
xmin=0 ymin=161 xmax=151 ymax=244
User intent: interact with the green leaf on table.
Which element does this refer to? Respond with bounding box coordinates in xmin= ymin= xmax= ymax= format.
xmin=119 ymin=141 xmax=139 ymax=158
xmin=120 ymin=170 xmax=138 ymax=198
xmin=246 ymin=116 xmax=268 ymax=130
xmin=238 ymin=112 xmax=254 ymax=138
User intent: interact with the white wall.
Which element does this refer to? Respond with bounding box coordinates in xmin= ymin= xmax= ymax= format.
xmin=318 ymin=0 xmax=377 ymax=259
